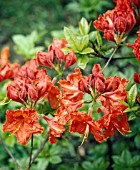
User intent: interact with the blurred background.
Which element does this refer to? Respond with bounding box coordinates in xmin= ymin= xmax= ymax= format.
xmin=0 ymin=0 xmax=140 ymax=170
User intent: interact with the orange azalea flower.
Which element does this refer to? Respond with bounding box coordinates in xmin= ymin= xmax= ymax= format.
xmin=7 ymin=77 xmax=27 ymax=103
xmin=97 ymin=108 xmax=131 ymax=141
xmin=0 ymin=47 xmax=10 ymax=65
xmin=37 ymin=51 xmax=54 ymax=68
xmin=127 ymin=29 xmax=140 ymax=62
xmin=0 ymin=47 xmax=15 ymax=82
xmin=95 ymin=76 xmax=130 ymax=140
xmin=97 ymin=76 xmax=129 ymax=111
xmin=7 ymin=60 xmax=60 ymax=107
xmin=3 ymin=108 xmax=44 ymax=145
xmin=134 ymin=72 xmax=140 ymax=84
xmin=59 ymin=68 xmax=84 ymax=109
xmin=70 ymin=109 xmax=104 ymax=143
xmin=0 ymin=64 xmax=13 ymax=83
xmin=43 ymin=115 xmax=65 ymax=144
xmin=37 ymin=38 xmax=76 ymax=69
xmin=88 ymin=64 xmax=105 ymax=93
xmin=14 ymin=59 xmax=39 ymax=79
xmin=94 ymin=0 xmax=136 ymax=42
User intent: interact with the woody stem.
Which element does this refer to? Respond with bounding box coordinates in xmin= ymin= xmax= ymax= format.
xmin=102 ymin=47 xmax=118 ymax=72
xmin=0 ymin=134 xmax=20 ymax=170
xmin=26 ymin=134 xmax=34 ymax=170
xmin=31 ymin=134 xmax=49 ymax=165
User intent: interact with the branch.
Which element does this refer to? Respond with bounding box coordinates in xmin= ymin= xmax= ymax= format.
xmin=26 ymin=134 xmax=34 ymax=170
xmin=90 ymin=55 xmax=136 ymax=60
xmin=102 ymin=47 xmax=118 ymax=72
xmin=30 ymin=134 xmax=49 ymax=165
xmin=0 ymin=134 xmax=20 ymax=170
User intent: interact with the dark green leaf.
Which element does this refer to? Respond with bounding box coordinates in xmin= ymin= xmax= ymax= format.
xmin=49 ymin=155 xmax=62 ymax=164
xmin=36 ymin=158 xmax=49 ymax=170
xmin=82 ymin=161 xmax=92 ymax=170
xmin=134 ymin=134 xmax=140 ymax=149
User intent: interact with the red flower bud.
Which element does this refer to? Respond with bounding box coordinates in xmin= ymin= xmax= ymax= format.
xmin=134 ymin=72 xmax=140 ymax=84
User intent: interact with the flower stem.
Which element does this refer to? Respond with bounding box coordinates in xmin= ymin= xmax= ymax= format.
xmin=31 ymin=134 xmax=49 ymax=165
xmin=26 ymin=134 xmax=34 ymax=170
xmin=102 ymin=47 xmax=118 ymax=72
xmin=0 ymin=134 xmax=20 ymax=170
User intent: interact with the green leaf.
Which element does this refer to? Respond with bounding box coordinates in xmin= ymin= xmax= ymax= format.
xmin=49 ymin=155 xmax=62 ymax=164
xmin=112 ymin=156 xmax=126 ymax=166
xmin=79 ymin=17 xmax=90 ymax=35
xmin=96 ymin=31 xmax=102 ymax=47
xmin=5 ymin=135 xmax=15 ymax=147
xmin=82 ymin=161 xmax=92 ymax=170
xmin=131 ymin=155 xmax=140 ymax=166
xmin=80 ymin=47 xmax=95 ymax=54
xmin=127 ymin=84 xmax=137 ymax=107
xmin=89 ymin=31 xmax=98 ymax=42
xmin=36 ymin=158 xmax=49 ymax=170
xmin=134 ymin=134 xmax=140 ymax=149
xmin=119 ymin=100 xmax=129 ymax=106
xmin=124 ymin=106 xmax=139 ymax=113
xmin=121 ymin=150 xmax=132 ymax=166
xmin=79 ymin=35 xmax=89 ymax=50
xmin=128 ymin=112 xmax=136 ymax=121
xmin=49 ymin=145 xmax=61 ymax=155
xmin=61 ymin=47 xmax=71 ymax=55
xmin=64 ymin=27 xmax=81 ymax=51
xmin=68 ymin=142 xmax=76 ymax=157
xmin=77 ymin=55 xmax=89 ymax=69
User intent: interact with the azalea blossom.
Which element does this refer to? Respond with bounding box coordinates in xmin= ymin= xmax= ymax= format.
xmin=3 ymin=108 xmax=44 ymax=145
xmin=59 ymin=68 xmax=84 ymax=109
xmin=94 ymin=0 xmax=136 ymax=42
xmin=37 ymin=38 xmax=76 ymax=70
xmin=127 ymin=29 xmax=140 ymax=61
xmin=7 ymin=59 xmax=60 ymax=108
xmin=134 ymin=72 xmax=140 ymax=84
xmin=0 ymin=47 xmax=14 ymax=82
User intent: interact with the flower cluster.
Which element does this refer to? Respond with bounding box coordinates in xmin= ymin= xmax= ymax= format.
xmin=43 ymin=64 xmax=130 ymax=144
xmin=94 ymin=0 xmax=136 ymax=42
xmin=37 ymin=38 xmax=76 ymax=70
xmin=1 ymin=0 xmax=139 ymax=148
xmin=7 ymin=58 xmax=60 ymax=108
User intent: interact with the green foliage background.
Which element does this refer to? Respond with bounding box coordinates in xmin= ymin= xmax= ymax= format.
xmin=0 ymin=0 xmax=140 ymax=170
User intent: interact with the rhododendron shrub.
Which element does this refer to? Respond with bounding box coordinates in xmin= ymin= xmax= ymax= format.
xmin=0 ymin=0 xmax=140 ymax=169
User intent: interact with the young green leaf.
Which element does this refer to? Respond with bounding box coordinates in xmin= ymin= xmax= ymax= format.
xmin=79 ymin=17 xmax=90 ymax=35
xmin=77 ymin=55 xmax=89 ymax=69
xmin=80 ymin=47 xmax=95 ymax=54
xmin=96 ymin=31 xmax=102 ymax=48
xmin=127 ymin=84 xmax=137 ymax=107
xmin=64 ymin=27 xmax=81 ymax=51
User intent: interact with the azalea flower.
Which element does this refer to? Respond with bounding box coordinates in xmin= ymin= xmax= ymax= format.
xmin=134 ymin=72 xmax=140 ymax=84
xmin=3 ymin=108 xmax=44 ymax=145
xmin=127 ymin=29 xmax=140 ymax=62
xmin=37 ymin=38 xmax=76 ymax=70
xmin=94 ymin=0 xmax=136 ymax=42
xmin=0 ymin=47 xmax=14 ymax=82
xmin=7 ymin=59 xmax=60 ymax=108
xmin=59 ymin=68 xmax=84 ymax=109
